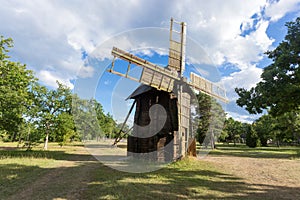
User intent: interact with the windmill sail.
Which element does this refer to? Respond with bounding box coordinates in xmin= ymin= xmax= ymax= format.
xmin=168 ymin=18 xmax=186 ymax=74
xmin=109 ymin=47 xmax=179 ymax=92
xmin=189 ymin=72 xmax=228 ymax=102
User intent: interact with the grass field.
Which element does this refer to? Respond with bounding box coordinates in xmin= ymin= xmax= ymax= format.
xmin=0 ymin=142 xmax=299 ymax=200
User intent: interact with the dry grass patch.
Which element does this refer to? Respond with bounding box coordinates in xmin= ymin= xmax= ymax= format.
xmin=1 ymin=142 xmax=300 ymax=199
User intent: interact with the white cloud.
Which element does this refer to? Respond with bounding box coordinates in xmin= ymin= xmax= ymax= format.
xmin=172 ymin=0 xmax=267 ymax=64
xmin=221 ymin=65 xmax=263 ymax=101
xmin=91 ymin=35 xmax=133 ymax=60
xmin=0 ymin=0 xmax=299 ymax=122
xmin=226 ymin=111 xmax=259 ymax=124
xmin=265 ymin=0 xmax=300 ymax=22
xmin=38 ymin=70 xmax=74 ymax=89
xmin=77 ymin=65 xmax=95 ymax=78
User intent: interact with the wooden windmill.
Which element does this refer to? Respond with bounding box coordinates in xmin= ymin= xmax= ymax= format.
xmin=108 ymin=18 xmax=227 ymax=161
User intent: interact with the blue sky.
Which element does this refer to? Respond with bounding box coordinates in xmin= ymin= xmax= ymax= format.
xmin=0 ymin=0 xmax=300 ymax=123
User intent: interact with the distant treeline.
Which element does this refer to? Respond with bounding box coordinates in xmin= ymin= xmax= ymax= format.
xmin=0 ymin=36 xmax=123 ymax=150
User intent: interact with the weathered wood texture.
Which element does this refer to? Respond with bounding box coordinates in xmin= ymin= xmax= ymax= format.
xmin=127 ymin=85 xmax=196 ymax=161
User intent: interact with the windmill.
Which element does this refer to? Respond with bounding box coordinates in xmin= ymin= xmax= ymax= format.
xmin=107 ymin=18 xmax=227 ymax=161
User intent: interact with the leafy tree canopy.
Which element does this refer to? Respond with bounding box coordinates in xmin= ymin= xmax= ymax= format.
xmin=195 ymin=93 xmax=225 ymax=148
xmin=0 ymin=35 xmax=119 ymax=147
xmin=235 ymin=17 xmax=300 ymax=116
xmin=0 ymin=36 xmax=36 ymax=140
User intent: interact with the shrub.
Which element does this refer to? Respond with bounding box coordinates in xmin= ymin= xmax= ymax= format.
xmin=245 ymin=125 xmax=260 ymax=148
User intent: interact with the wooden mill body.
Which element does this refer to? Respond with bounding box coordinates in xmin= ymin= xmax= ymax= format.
xmin=108 ymin=18 xmax=227 ymax=161
xmin=126 ymin=82 xmax=195 ymax=161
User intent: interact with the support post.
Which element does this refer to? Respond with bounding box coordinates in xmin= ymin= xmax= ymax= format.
xmin=112 ymin=100 xmax=136 ymax=146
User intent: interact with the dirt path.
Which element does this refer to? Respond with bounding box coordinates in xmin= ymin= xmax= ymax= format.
xmin=5 ymin=146 xmax=300 ymax=199
xmin=7 ymin=148 xmax=99 ymax=200
xmin=204 ymin=155 xmax=300 ymax=199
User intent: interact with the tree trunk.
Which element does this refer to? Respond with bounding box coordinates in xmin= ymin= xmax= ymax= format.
xmin=44 ymin=122 xmax=49 ymax=150
xmin=210 ymin=130 xmax=215 ymax=149
xmin=27 ymin=126 xmax=31 ymax=150
xmin=12 ymin=132 xmax=17 ymax=142
xmin=17 ymin=130 xmax=22 ymax=148
xmin=44 ymin=132 xmax=49 ymax=150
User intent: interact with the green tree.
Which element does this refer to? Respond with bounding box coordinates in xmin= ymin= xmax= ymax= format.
xmin=253 ymin=111 xmax=300 ymax=147
xmin=253 ymin=115 xmax=275 ymax=146
xmin=93 ymin=99 xmax=118 ymax=139
xmin=195 ymin=93 xmax=225 ymax=148
xmin=195 ymin=93 xmax=212 ymax=145
xmin=72 ymin=97 xmax=103 ymax=141
xmin=19 ymin=121 xmax=41 ymax=150
xmin=245 ymin=123 xmax=260 ymax=148
xmin=273 ymin=110 xmax=300 ymax=146
xmin=34 ymin=82 xmax=72 ymax=149
xmin=235 ymin=17 xmax=300 ymax=116
xmin=115 ymin=122 xmax=131 ymax=138
xmin=209 ymin=98 xmax=226 ymax=148
xmin=54 ymin=112 xmax=76 ymax=146
xmin=0 ymin=36 xmax=36 ymax=141
xmin=93 ymin=99 xmax=110 ymax=138
xmin=102 ymin=113 xmax=117 ymax=139
xmin=221 ymin=117 xmax=243 ymax=146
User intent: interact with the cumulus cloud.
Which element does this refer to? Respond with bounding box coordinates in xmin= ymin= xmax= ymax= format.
xmin=220 ymin=65 xmax=263 ymax=101
xmin=38 ymin=70 xmax=74 ymax=89
xmin=0 ymin=0 xmax=299 ymax=121
xmin=77 ymin=65 xmax=95 ymax=78
xmin=226 ymin=111 xmax=260 ymax=124
xmin=265 ymin=0 xmax=300 ymax=22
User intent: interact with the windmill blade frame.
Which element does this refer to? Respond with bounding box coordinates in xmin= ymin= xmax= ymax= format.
xmin=189 ymin=72 xmax=228 ymax=103
xmin=108 ymin=47 xmax=179 ymax=92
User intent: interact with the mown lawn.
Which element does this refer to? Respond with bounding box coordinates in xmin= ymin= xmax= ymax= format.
xmin=210 ymin=143 xmax=300 ymax=159
xmin=0 ymin=142 xmax=299 ymax=200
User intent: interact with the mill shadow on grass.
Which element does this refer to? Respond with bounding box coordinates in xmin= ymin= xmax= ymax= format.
xmin=0 ymin=148 xmax=93 ymax=161
xmin=84 ymin=158 xmax=300 ymax=200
